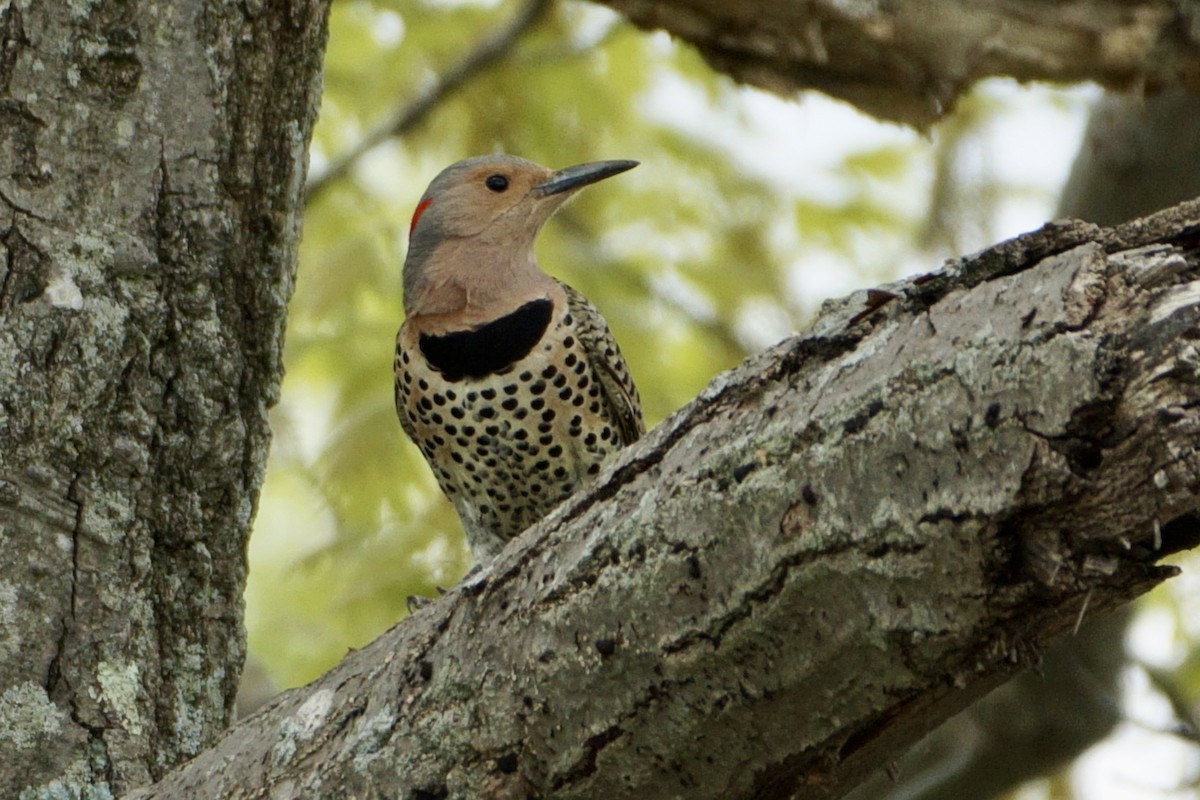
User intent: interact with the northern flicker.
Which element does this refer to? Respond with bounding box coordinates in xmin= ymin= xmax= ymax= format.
xmin=395 ymin=155 xmax=644 ymax=563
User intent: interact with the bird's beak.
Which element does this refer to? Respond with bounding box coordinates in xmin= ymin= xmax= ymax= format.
xmin=533 ymin=160 xmax=638 ymax=197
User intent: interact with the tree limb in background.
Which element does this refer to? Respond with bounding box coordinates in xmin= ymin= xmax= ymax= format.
xmin=592 ymin=0 xmax=1200 ymax=127
xmin=304 ymin=0 xmax=551 ymax=205
xmin=1059 ymin=89 xmax=1200 ymax=227
xmin=128 ymin=200 xmax=1200 ymax=799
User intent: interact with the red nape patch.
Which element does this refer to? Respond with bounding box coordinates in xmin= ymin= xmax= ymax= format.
xmin=409 ymin=198 xmax=432 ymax=236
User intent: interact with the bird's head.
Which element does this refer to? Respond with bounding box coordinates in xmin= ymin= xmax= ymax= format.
xmin=403 ymin=155 xmax=637 ymax=317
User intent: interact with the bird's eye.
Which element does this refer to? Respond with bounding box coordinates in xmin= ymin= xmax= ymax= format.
xmin=485 ymin=174 xmax=509 ymax=192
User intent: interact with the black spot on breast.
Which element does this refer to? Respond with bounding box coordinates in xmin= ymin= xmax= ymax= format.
xmin=419 ymin=299 xmax=553 ymax=381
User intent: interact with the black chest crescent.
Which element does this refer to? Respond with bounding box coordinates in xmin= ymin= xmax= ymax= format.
xmin=418 ymin=298 xmax=554 ymax=381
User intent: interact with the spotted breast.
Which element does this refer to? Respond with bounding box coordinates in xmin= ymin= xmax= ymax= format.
xmin=395 ymin=280 xmax=643 ymax=561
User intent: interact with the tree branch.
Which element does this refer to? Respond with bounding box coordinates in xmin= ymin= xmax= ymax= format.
xmin=592 ymin=0 xmax=1200 ymax=127
xmin=303 ymin=0 xmax=551 ymax=205
xmin=128 ymin=199 xmax=1200 ymax=799
xmin=850 ymin=86 xmax=1200 ymax=800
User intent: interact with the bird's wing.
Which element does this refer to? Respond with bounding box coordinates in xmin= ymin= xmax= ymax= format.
xmin=558 ymin=280 xmax=645 ymax=445
xmin=393 ymin=325 xmax=419 ymax=442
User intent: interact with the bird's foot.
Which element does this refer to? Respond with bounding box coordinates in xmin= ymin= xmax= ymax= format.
xmin=406 ymin=594 xmax=432 ymax=614
xmin=405 ymin=584 xmax=451 ymax=614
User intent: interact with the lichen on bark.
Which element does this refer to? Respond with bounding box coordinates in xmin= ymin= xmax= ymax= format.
xmin=0 ymin=0 xmax=329 ymax=795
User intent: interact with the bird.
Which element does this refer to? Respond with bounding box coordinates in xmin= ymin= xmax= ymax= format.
xmin=394 ymin=155 xmax=645 ymax=564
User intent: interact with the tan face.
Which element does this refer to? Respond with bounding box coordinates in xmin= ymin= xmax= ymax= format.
xmin=403 ymin=156 xmax=639 ymax=317
xmin=411 ymin=156 xmax=554 ymax=240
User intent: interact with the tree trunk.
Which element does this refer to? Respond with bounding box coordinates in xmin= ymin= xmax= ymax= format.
xmin=128 ymin=201 xmax=1200 ymax=799
xmin=0 ymin=0 xmax=327 ymax=795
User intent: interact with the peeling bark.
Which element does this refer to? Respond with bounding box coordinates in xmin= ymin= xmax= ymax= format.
xmin=594 ymin=0 xmax=1200 ymax=127
xmin=129 ymin=201 xmax=1200 ymax=799
xmin=0 ymin=0 xmax=328 ymax=795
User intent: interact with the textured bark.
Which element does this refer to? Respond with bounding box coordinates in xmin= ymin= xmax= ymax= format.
xmin=593 ymin=0 xmax=1200 ymax=127
xmin=128 ymin=201 xmax=1200 ymax=800
xmin=846 ymin=87 xmax=1200 ymax=800
xmin=0 ymin=0 xmax=327 ymax=796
